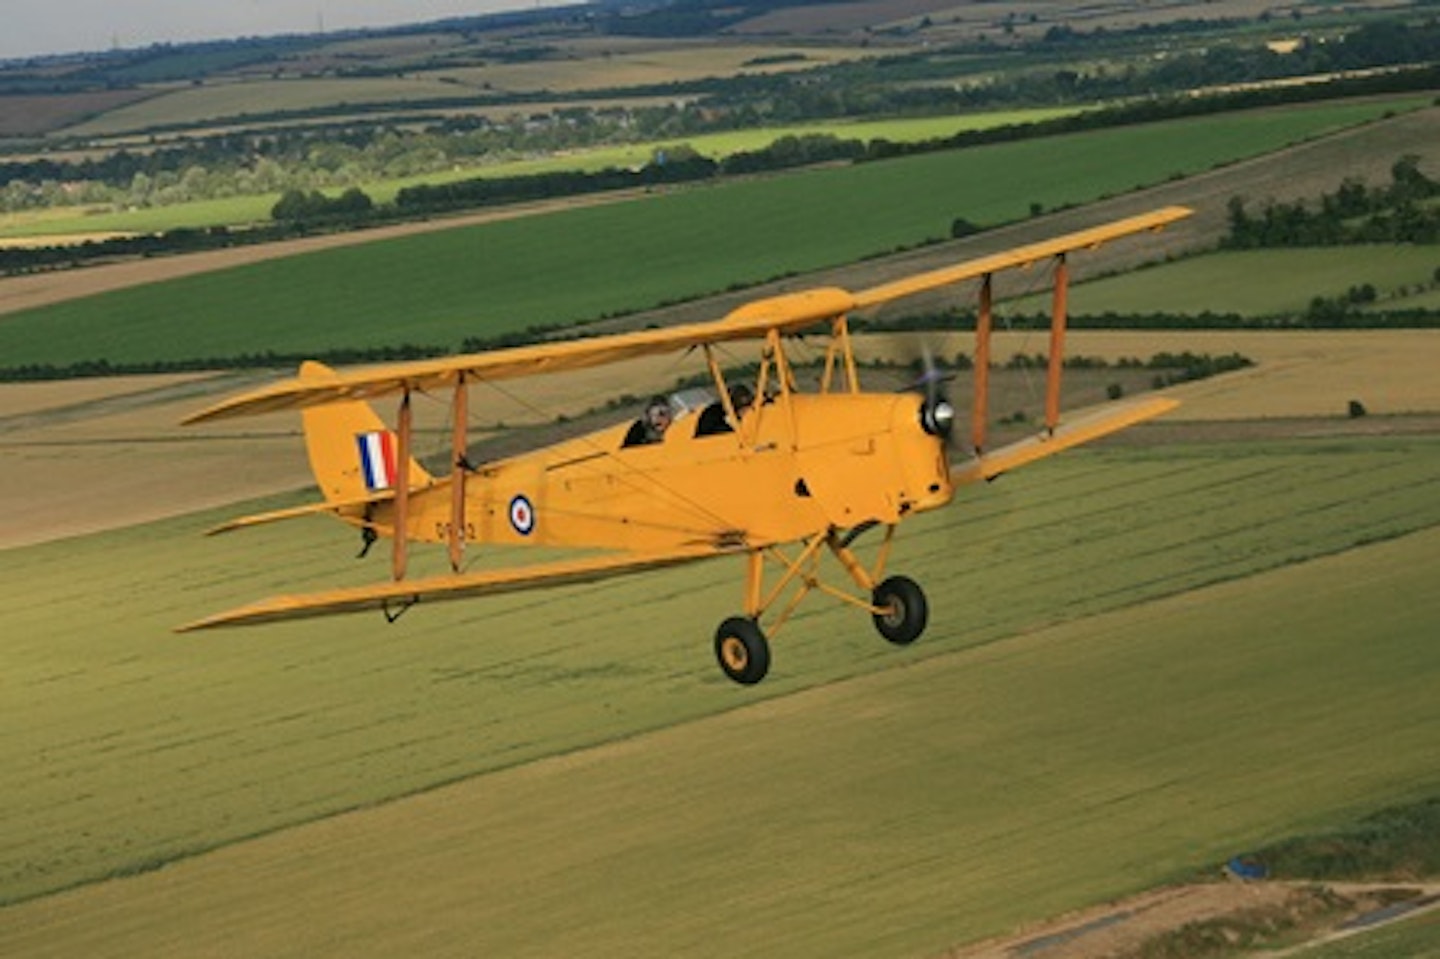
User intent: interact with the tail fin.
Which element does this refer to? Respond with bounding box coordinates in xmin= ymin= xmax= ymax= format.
xmin=299 ymin=361 xmax=433 ymax=503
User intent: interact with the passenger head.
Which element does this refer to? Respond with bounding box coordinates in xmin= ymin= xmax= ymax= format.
xmin=646 ymin=395 xmax=672 ymax=433
xmin=729 ymin=384 xmax=754 ymax=411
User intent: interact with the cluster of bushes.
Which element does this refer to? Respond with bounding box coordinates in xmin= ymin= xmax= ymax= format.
xmin=394 ymin=152 xmax=719 ymax=212
xmin=992 ymin=350 xmax=1251 ymax=378
xmin=270 ymin=187 xmax=374 ymax=224
xmin=0 ymin=227 xmax=244 ymax=275
xmin=1225 ymin=155 xmax=1440 ymax=247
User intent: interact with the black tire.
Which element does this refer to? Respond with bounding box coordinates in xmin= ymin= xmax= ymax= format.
xmin=714 ymin=617 xmax=770 ymax=685
xmin=872 ymin=575 xmax=928 ymax=645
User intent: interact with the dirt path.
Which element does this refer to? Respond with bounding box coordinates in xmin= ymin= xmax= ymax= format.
xmin=941 ymin=880 xmax=1440 ymax=958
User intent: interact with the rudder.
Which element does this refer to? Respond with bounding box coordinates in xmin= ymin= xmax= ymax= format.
xmin=299 ymin=361 xmax=433 ymax=503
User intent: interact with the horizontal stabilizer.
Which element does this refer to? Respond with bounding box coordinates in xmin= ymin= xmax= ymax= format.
xmin=206 ymin=488 xmax=397 ymax=535
xmin=176 ymin=547 xmax=720 ymax=632
xmin=953 ymin=396 xmax=1178 ymax=485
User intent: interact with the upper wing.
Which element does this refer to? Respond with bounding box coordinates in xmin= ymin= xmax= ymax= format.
xmin=183 ymin=207 xmax=1192 ymax=424
xmin=952 ymin=396 xmax=1179 ymax=485
xmin=175 ymin=546 xmax=723 ymax=631
xmin=183 ymin=287 xmax=858 ymax=424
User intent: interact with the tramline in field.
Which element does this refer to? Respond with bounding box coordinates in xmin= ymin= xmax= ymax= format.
xmin=179 ymin=207 xmax=1190 ymax=683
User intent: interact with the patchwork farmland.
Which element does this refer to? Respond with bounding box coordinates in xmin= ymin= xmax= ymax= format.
xmin=1 ymin=31 xmax=1438 ymax=954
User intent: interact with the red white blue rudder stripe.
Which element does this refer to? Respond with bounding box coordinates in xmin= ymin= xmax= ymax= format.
xmin=356 ymin=431 xmax=398 ymax=491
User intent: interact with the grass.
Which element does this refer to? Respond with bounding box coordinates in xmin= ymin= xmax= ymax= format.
xmin=1 ymin=433 xmax=1438 ymax=924
xmin=1010 ymin=246 xmax=1440 ymax=317
xmin=1289 ymin=909 xmax=1440 ymax=957
xmin=0 ymin=99 xmax=1416 ymax=367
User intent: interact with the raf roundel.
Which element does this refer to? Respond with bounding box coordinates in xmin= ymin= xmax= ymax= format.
xmin=508 ymin=494 xmax=536 ymax=536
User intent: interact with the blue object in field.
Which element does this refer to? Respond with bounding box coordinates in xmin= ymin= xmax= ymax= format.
xmin=1227 ymin=856 xmax=1268 ymax=880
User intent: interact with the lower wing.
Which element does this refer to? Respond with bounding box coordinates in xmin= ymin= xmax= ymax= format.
xmin=176 ymin=547 xmax=723 ymax=632
xmin=952 ymin=396 xmax=1178 ymax=485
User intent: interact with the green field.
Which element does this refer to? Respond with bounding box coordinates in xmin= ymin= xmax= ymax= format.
xmin=3 ymin=433 xmax=1439 ymax=937
xmin=0 ymin=100 xmax=1416 ymax=367
xmin=1012 ymin=246 xmax=1440 ymax=317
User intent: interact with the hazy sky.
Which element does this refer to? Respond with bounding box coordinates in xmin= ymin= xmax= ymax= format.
xmin=3 ymin=1 xmax=550 ymax=61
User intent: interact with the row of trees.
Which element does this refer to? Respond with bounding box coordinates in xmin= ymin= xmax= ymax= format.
xmin=1224 ymin=156 xmax=1440 ymax=247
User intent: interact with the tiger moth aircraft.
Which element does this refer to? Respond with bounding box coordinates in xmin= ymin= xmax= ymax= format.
xmin=179 ymin=207 xmax=1191 ymax=684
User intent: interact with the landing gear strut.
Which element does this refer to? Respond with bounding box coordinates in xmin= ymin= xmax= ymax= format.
xmin=712 ymin=526 xmax=930 ymax=685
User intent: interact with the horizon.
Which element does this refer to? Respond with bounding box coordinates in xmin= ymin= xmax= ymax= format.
xmin=2 ymin=1 xmax=571 ymax=63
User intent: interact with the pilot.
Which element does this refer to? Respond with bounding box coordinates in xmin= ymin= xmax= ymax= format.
xmin=694 ymin=383 xmax=754 ymax=437
xmin=623 ymin=395 xmax=673 ymax=447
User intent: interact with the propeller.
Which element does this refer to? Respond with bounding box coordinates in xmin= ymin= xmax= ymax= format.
xmin=902 ymin=341 xmax=957 ymax=448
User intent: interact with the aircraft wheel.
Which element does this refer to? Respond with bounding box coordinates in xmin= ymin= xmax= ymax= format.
xmin=872 ymin=575 xmax=928 ymax=645
xmin=715 ymin=617 xmax=770 ymax=685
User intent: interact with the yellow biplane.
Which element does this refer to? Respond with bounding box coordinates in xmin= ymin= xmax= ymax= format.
xmin=180 ymin=207 xmax=1190 ymax=684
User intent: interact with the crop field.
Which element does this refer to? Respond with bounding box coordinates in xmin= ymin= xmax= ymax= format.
xmin=0 ymin=433 xmax=1437 ymax=955
xmin=433 ymin=43 xmax=872 ymax=95
xmin=58 ymin=44 xmax=872 ymax=139
xmin=0 ymin=98 xmax=1418 ymax=368
xmin=0 ymin=89 xmax=157 ymax=137
xmin=59 ymin=76 xmax=492 ymax=139
xmin=1009 ymin=246 xmax=1440 ymax=317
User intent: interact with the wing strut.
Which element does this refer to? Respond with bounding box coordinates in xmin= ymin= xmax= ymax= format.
xmin=972 ymin=273 xmax=993 ymax=454
xmin=1046 ymin=253 xmax=1069 ymax=435
xmin=393 ymin=388 xmax=412 ymax=581
xmin=449 ymin=373 xmax=468 ymax=572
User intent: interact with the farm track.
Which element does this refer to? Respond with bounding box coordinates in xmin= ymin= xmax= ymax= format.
xmin=945 ymin=879 xmax=1440 ymax=959
xmin=1 ymin=103 xmax=1436 ymax=323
